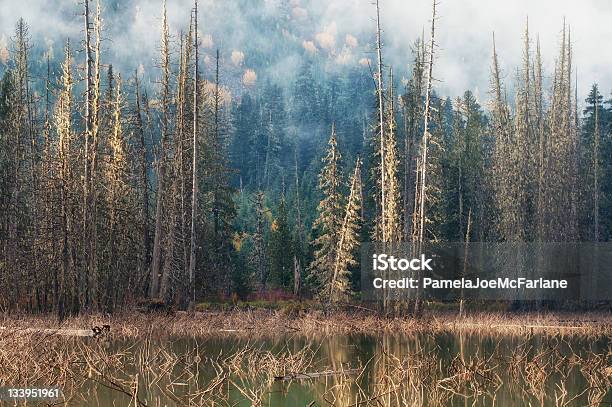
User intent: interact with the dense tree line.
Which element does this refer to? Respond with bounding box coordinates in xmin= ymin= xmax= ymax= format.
xmin=0 ymin=1 xmax=611 ymax=315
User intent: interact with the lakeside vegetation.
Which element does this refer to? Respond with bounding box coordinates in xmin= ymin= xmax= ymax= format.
xmin=3 ymin=309 xmax=612 ymax=337
xmin=0 ymin=311 xmax=610 ymax=406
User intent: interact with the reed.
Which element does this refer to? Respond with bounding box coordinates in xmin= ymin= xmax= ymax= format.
xmin=0 ymin=311 xmax=609 ymax=406
xmin=2 ymin=310 xmax=609 ymax=338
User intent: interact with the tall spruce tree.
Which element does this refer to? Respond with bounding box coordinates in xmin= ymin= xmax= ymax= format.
xmin=310 ymin=125 xmax=344 ymax=298
xmin=329 ymin=158 xmax=362 ymax=303
xmin=268 ymin=195 xmax=293 ymax=289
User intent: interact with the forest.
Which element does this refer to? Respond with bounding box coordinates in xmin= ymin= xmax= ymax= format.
xmin=0 ymin=0 xmax=611 ymax=317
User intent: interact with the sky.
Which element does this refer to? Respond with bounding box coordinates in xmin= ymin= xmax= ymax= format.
xmin=0 ymin=0 xmax=610 ymax=104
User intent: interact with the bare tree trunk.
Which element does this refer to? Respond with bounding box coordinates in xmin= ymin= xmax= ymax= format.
xmin=375 ymin=0 xmax=386 ymax=244
xmin=264 ymin=111 xmax=273 ymax=191
xmin=329 ymin=159 xmax=362 ymax=304
xmin=403 ymin=102 xmax=414 ymax=241
xmin=81 ymin=0 xmax=94 ymax=310
xmin=149 ymin=162 xmax=165 ymax=297
xmin=294 ymin=145 xmax=303 ymax=298
xmin=293 ymin=256 xmax=301 ymax=298
xmin=160 ymin=184 xmax=177 ymax=301
xmin=57 ymin=43 xmax=74 ymax=321
xmin=188 ymin=0 xmax=199 ymax=309
xmin=593 ymin=95 xmax=600 ymax=241
xmin=88 ymin=1 xmax=102 ymax=309
xmin=294 ymin=145 xmax=303 ymax=246
xmin=535 ymin=37 xmax=545 ymax=243
xmin=459 ymin=208 xmax=471 ymax=318
xmin=135 ymin=74 xmax=150 ymax=293
xmin=149 ymin=0 xmax=170 ymax=299
xmin=413 ymin=0 xmax=437 ymax=317
xmin=43 ymin=54 xmax=57 ymax=311
xmin=177 ymin=33 xmax=189 ymax=302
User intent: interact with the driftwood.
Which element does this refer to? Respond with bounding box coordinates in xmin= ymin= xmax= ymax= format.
xmin=0 ymin=327 xmax=93 ymax=336
xmin=0 ymin=325 xmax=110 ymax=337
xmin=490 ymin=324 xmax=585 ymax=330
xmin=448 ymin=323 xmax=587 ymax=330
xmin=274 ymin=368 xmax=361 ymax=381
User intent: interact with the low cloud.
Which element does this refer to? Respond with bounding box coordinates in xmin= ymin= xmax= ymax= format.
xmin=242 ymin=69 xmax=257 ymax=87
xmin=0 ymin=0 xmax=610 ymax=103
xmin=231 ymin=50 xmax=245 ymax=66
xmin=335 ymin=47 xmax=353 ymax=65
xmin=345 ymin=34 xmax=358 ymax=48
xmin=292 ymin=7 xmax=308 ymax=20
xmin=0 ymin=35 xmax=8 ymax=65
xmin=302 ymin=40 xmax=317 ymax=54
xmin=201 ymin=34 xmax=214 ymax=49
xmin=315 ymin=21 xmax=337 ymax=50
xmin=359 ymin=57 xmax=371 ymax=67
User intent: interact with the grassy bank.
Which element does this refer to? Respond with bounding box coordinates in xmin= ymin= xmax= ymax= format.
xmin=2 ymin=308 xmax=611 ymax=338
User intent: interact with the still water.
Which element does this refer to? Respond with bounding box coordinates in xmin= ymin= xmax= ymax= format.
xmin=66 ymin=329 xmax=612 ymax=406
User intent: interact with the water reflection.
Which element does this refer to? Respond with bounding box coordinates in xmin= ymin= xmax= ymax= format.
xmin=77 ymin=331 xmax=609 ymax=406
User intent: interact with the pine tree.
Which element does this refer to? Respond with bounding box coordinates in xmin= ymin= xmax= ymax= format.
xmin=445 ymin=91 xmax=486 ymax=241
xmin=543 ymin=22 xmax=578 ymax=242
xmin=230 ymin=93 xmax=258 ymax=187
xmin=491 ymin=32 xmax=523 ymax=242
xmin=310 ymin=125 xmax=343 ymax=297
xmin=250 ymin=191 xmax=268 ymax=290
xmin=2 ymin=19 xmax=39 ymax=310
xmin=582 ymin=85 xmax=604 ymax=241
xmin=201 ymin=50 xmax=236 ymax=297
xmin=262 ymin=82 xmax=286 ymax=192
xmin=329 ymin=158 xmax=362 ymax=303
xmin=268 ymin=196 xmax=293 ymax=289
xmin=383 ymin=69 xmax=402 ymax=244
xmin=592 ymin=86 xmax=601 ymax=242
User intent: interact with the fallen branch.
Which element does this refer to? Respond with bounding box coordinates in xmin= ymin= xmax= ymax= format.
xmin=0 ymin=327 xmax=94 ymax=337
xmin=274 ymin=368 xmax=361 ymax=381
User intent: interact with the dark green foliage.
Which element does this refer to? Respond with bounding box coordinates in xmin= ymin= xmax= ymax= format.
xmin=442 ymin=91 xmax=488 ymax=241
xmin=267 ymin=196 xmax=294 ymax=290
xmin=581 ymin=85 xmax=612 ymax=241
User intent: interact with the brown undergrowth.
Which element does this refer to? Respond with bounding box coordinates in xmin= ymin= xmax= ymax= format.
xmin=2 ymin=309 xmax=611 ymax=338
xmin=0 ymin=310 xmax=610 ymax=406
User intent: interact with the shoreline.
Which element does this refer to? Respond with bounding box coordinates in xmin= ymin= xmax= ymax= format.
xmin=1 ymin=309 xmax=611 ymax=338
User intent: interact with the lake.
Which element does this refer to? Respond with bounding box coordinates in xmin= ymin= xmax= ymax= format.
xmin=68 ymin=330 xmax=610 ymax=406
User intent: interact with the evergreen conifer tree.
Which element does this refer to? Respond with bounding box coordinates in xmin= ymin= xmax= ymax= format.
xmin=310 ymin=125 xmax=344 ymax=298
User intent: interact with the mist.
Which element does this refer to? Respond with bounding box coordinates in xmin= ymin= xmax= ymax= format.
xmin=0 ymin=0 xmax=611 ymax=103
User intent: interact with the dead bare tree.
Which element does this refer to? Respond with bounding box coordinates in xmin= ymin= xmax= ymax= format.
xmin=412 ymin=0 xmax=437 ymax=317
xmin=188 ymin=0 xmax=199 ymax=309
xmin=375 ymin=0 xmax=386 ymax=244
xmin=149 ymin=0 xmax=171 ymax=299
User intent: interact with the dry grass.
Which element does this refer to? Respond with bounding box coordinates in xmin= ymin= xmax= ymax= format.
xmin=0 ymin=310 xmax=610 ymax=406
xmin=2 ymin=309 xmax=610 ymax=338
